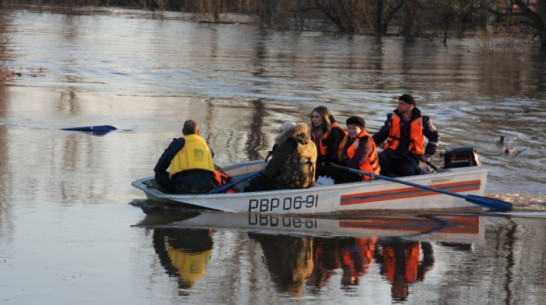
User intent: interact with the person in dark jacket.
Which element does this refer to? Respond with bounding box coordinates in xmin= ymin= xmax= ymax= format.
xmin=309 ymin=106 xmax=346 ymax=177
xmin=154 ymin=119 xmax=216 ymax=194
xmin=373 ymin=94 xmax=440 ymax=177
xmin=327 ymin=116 xmax=380 ymax=184
xmin=248 ymin=121 xmax=317 ymax=191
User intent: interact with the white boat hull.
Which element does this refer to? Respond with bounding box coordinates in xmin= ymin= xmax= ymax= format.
xmin=131 ymin=160 xmax=489 ymax=215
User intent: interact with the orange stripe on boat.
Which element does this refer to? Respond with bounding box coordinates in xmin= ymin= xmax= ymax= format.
xmin=340 ymin=180 xmax=482 ymax=206
xmin=339 ymin=217 xmax=438 ymax=233
xmin=339 ymin=215 xmax=480 ymax=234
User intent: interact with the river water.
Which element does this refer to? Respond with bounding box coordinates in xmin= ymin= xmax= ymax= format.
xmin=0 ymin=7 xmax=545 ymax=305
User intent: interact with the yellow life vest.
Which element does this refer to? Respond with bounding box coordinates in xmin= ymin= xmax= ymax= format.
xmin=169 ymin=134 xmax=215 ymax=178
xmin=338 ymin=130 xmax=380 ymax=181
xmin=384 ymin=113 xmax=425 ymax=155
xmin=166 ymin=242 xmax=212 ymax=285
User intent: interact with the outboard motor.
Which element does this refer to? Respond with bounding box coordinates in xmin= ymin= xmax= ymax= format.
xmin=442 ymin=146 xmax=480 ymax=168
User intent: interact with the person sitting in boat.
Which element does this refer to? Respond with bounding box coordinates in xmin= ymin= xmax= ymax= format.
xmin=327 ymin=116 xmax=380 ymax=184
xmin=309 ymin=106 xmax=347 ymax=178
xmin=372 ymin=94 xmax=440 ymax=177
xmin=153 ymin=119 xmax=216 ymax=194
xmin=247 ymin=121 xmax=317 ymax=191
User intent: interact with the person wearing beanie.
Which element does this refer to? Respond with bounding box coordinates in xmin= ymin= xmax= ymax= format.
xmin=372 ymin=94 xmax=440 ymax=177
xmin=327 ymin=116 xmax=381 ymax=183
xmin=345 ymin=116 xmax=366 ymax=129
xmin=309 ymin=106 xmax=347 ymax=178
xmin=247 ymin=121 xmax=317 ymax=191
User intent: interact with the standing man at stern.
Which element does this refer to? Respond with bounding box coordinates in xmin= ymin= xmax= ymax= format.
xmin=154 ymin=119 xmax=216 ymax=194
xmin=372 ymin=94 xmax=440 ymax=177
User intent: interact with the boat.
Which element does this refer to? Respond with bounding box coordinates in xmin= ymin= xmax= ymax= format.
xmin=135 ymin=210 xmax=484 ymax=244
xmin=131 ymin=147 xmax=508 ymax=215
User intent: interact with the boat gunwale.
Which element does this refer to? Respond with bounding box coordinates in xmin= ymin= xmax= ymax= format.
xmin=131 ymin=167 xmax=489 ymax=198
xmin=131 ymin=163 xmax=489 ymax=202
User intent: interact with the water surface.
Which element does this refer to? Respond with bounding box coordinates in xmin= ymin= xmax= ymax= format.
xmin=0 ymin=8 xmax=545 ymax=305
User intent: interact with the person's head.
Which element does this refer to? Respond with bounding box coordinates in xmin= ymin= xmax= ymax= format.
xmin=397 ymin=94 xmax=416 ymax=114
xmin=295 ymin=122 xmax=309 ymax=137
xmin=182 ymin=119 xmax=199 ymax=135
xmin=275 ymin=121 xmax=309 ymax=144
xmin=278 ymin=121 xmax=296 ymax=133
xmin=310 ymin=106 xmax=332 ymax=129
xmin=346 ymin=116 xmax=365 ymax=139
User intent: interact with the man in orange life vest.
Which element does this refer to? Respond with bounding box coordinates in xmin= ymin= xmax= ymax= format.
xmin=373 ymin=94 xmax=440 ymax=176
xmin=154 ymin=119 xmax=216 ymax=194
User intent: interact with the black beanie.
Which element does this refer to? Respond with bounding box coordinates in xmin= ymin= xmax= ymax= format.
xmin=346 ymin=116 xmax=365 ymax=129
xmin=399 ymin=94 xmax=416 ymax=106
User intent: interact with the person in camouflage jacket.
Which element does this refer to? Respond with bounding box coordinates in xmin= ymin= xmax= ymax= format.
xmin=250 ymin=121 xmax=317 ymax=191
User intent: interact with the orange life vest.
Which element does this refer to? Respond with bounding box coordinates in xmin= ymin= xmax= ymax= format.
xmin=337 ymin=130 xmax=380 ymax=181
xmin=341 ymin=237 xmax=377 ymax=278
xmin=382 ymin=242 xmax=420 ymax=284
xmin=384 ymin=113 xmax=425 ymax=155
xmin=213 ymin=167 xmax=237 ymax=193
xmin=311 ymin=122 xmax=346 ymax=156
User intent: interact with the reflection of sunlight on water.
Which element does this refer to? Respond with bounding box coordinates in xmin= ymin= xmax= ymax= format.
xmin=432 ymin=96 xmax=545 ymax=199
xmin=487 ymin=193 xmax=546 ymax=211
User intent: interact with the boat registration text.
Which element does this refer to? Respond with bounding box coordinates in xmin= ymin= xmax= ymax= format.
xmin=248 ymin=194 xmax=319 ymax=212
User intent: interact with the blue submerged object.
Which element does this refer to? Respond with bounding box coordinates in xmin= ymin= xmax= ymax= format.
xmin=61 ymin=125 xmax=117 ymax=136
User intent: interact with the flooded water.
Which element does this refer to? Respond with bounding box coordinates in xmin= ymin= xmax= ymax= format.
xmin=1 ymin=7 xmax=545 ymax=305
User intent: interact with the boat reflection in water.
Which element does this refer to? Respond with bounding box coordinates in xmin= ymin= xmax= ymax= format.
xmin=152 ymin=228 xmax=213 ymax=292
xmin=306 ymin=235 xmax=377 ymax=288
xmin=147 ymin=211 xmax=214 ymax=293
xmin=255 ymin=234 xmax=436 ymax=301
xmin=376 ymin=240 xmax=434 ymax=301
xmin=249 ymin=234 xmax=314 ymax=296
xmin=139 ymin=210 xmax=481 ymax=301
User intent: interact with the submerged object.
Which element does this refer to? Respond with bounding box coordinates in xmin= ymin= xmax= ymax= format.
xmin=61 ymin=125 xmax=117 ymax=135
